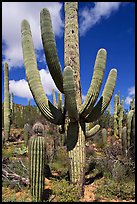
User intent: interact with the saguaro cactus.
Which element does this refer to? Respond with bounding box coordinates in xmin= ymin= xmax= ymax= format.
xmin=114 ymin=94 xmax=118 ymax=138
xmin=29 ymin=136 xmax=45 ymax=202
xmin=4 ymin=62 xmax=11 ymax=141
xmin=122 ymin=126 xmax=127 ymax=156
xmin=29 ymin=122 xmax=45 ymax=201
xmin=102 ymin=128 xmax=107 ymax=145
xmin=127 ymin=109 xmax=135 ymax=159
xmin=21 ymin=2 xmax=117 ymax=195
xmin=10 ymin=92 xmax=14 ymax=125
xmin=24 ymin=123 xmax=31 ymax=146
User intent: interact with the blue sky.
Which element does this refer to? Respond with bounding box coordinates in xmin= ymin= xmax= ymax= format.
xmin=2 ymin=2 xmax=135 ymax=113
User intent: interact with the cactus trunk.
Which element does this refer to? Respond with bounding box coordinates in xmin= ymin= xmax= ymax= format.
xmin=67 ymin=121 xmax=85 ymax=195
xmin=4 ymin=62 xmax=10 ymax=141
xmin=64 ymin=2 xmax=85 ymax=195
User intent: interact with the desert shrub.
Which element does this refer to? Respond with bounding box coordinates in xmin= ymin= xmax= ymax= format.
xmin=50 ymin=146 xmax=68 ymax=177
xmin=95 ymin=177 xmax=135 ymax=201
xmin=51 ymin=179 xmax=79 ymax=202
xmin=94 ymin=141 xmax=135 ymax=183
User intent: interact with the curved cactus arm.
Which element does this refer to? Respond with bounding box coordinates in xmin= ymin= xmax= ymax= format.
xmin=21 ymin=20 xmax=63 ymax=125
xmin=40 ymin=8 xmax=64 ymax=93
xmin=84 ymin=68 xmax=117 ymax=123
xmin=80 ymin=48 xmax=107 ymax=118
xmin=85 ymin=124 xmax=100 ymax=138
xmin=63 ymin=66 xmax=78 ymax=121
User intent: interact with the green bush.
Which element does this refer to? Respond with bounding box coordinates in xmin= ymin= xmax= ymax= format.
xmin=51 ymin=179 xmax=79 ymax=202
xmin=95 ymin=178 xmax=135 ymax=201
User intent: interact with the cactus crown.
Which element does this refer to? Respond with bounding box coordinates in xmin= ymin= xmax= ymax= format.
xmin=32 ymin=122 xmax=44 ymax=136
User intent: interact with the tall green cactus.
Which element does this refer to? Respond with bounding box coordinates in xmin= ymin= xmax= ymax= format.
xmin=4 ymin=62 xmax=11 ymax=141
xmin=114 ymin=94 xmax=118 ymax=138
xmin=113 ymin=92 xmax=124 ymax=139
xmin=29 ymin=122 xmax=45 ymax=202
xmin=21 ymin=2 xmax=117 ymax=195
xmin=122 ymin=127 xmax=127 ymax=156
xmin=10 ymin=92 xmax=14 ymax=125
xmin=29 ymin=136 xmax=45 ymax=202
xmin=127 ymin=109 xmax=135 ymax=158
xmin=24 ymin=123 xmax=31 ymax=146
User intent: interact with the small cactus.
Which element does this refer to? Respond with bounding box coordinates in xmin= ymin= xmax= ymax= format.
xmin=102 ymin=128 xmax=107 ymax=145
xmin=122 ymin=127 xmax=127 ymax=156
xmin=24 ymin=123 xmax=31 ymax=146
xmin=29 ymin=135 xmax=45 ymax=202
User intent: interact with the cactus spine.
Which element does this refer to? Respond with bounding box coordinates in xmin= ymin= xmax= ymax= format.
xmin=4 ymin=62 xmax=11 ymax=141
xmin=21 ymin=2 xmax=117 ymax=195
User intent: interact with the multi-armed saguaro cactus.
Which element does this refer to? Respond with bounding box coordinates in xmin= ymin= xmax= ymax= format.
xmin=29 ymin=122 xmax=45 ymax=202
xmin=21 ymin=2 xmax=117 ymax=195
xmin=4 ymin=62 xmax=11 ymax=141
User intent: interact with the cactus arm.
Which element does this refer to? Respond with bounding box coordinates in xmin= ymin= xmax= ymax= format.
xmin=80 ymin=49 xmax=107 ymax=118
xmin=84 ymin=68 xmax=117 ymax=123
xmin=40 ymin=8 xmax=64 ymax=93
xmin=21 ymin=20 xmax=63 ymax=125
xmin=63 ymin=66 xmax=78 ymax=121
xmin=85 ymin=124 xmax=100 ymax=138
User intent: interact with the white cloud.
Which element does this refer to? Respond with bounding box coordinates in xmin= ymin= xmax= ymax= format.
xmin=82 ymin=94 xmax=86 ymax=102
xmin=80 ymin=2 xmax=123 ymax=36
xmin=125 ymin=86 xmax=135 ymax=105
xmin=128 ymin=86 xmax=135 ymax=96
xmin=2 ymin=2 xmax=63 ymax=68
xmin=9 ymin=68 xmax=58 ymax=99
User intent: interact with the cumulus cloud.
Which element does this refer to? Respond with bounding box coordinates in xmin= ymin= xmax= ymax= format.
xmin=9 ymin=68 xmax=58 ymax=99
xmin=125 ymin=86 xmax=135 ymax=105
xmin=80 ymin=2 xmax=123 ymax=36
xmin=2 ymin=2 xmax=63 ymax=68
